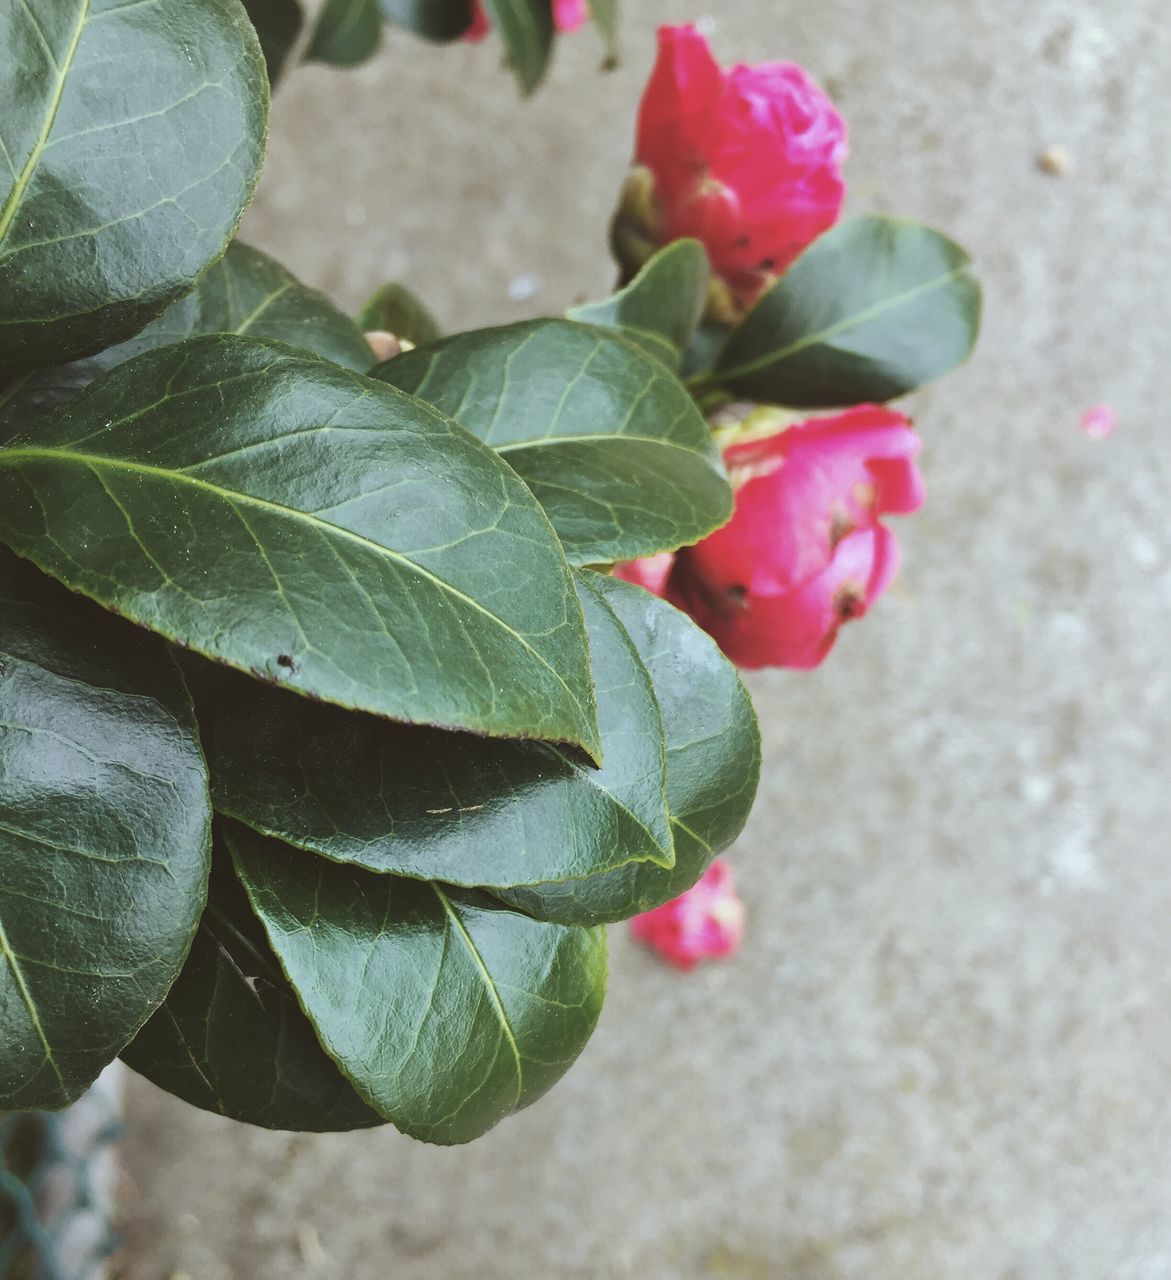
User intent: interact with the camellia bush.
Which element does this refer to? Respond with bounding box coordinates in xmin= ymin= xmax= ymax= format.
xmin=0 ymin=2 xmax=979 ymax=1142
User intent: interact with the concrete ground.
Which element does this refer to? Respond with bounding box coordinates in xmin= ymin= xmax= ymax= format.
xmin=117 ymin=1 xmax=1171 ymax=1276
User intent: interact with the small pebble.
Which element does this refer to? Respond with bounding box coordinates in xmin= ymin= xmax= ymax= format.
xmin=1036 ymin=144 xmax=1072 ymax=176
xmin=507 ymin=273 xmax=542 ymax=302
xmin=297 ymin=1224 xmax=327 ymax=1267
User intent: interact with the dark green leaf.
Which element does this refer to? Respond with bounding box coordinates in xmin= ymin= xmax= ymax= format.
xmin=484 ymin=0 xmax=553 ymax=94
xmin=193 ymin=568 xmax=672 ymax=888
xmin=377 ymin=0 xmax=474 ymax=41
xmin=358 ymin=281 xmax=444 ymax=346
xmin=306 ymin=0 xmax=381 ymax=64
xmin=584 ymin=0 xmax=618 ymax=65
xmin=0 ymin=0 xmax=268 ymax=380
xmin=130 ymin=241 xmax=374 ymax=371
xmin=0 ymin=335 xmax=601 ymax=758
xmin=711 ymin=216 xmax=982 ymax=407
xmin=0 ymin=550 xmax=211 ymax=1109
xmin=497 ymin=573 xmax=760 ymax=924
xmin=374 ymin=319 xmax=731 ymax=566
xmin=567 ymin=240 xmax=708 ymax=370
xmin=123 ymin=847 xmax=380 ymax=1132
xmin=228 ymin=822 xmax=608 ymax=1144
xmin=243 ymin=0 xmax=305 ymax=84
xmin=0 ymin=241 xmax=373 ymax=439
xmin=681 ymin=321 xmax=731 ymax=381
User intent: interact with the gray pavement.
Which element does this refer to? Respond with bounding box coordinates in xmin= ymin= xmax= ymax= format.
xmin=117 ymin=1 xmax=1171 ymax=1276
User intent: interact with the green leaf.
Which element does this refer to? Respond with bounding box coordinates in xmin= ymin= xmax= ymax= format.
xmin=0 ymin=550 xmax=211 ymax=1110
xmin=568 ymin=240 xmax=709 ymax=370
xmin=680 ymin=321 xmax=731 ymax=381
xmin=711 ymin=216 xmax=982 ymax=407
xmin=0 ymin=0 xmax=268 ymax=380
xmin=227 ymin=822 xmax=608 ymax=1144
xmin=131 ymin=241 xmax=374 ymax=372
xmin=243 ymin=0 xmax=305 ymax=84
xmin=0 ymin=335 xmax=601 ymax=758
xmin=374 ymin=319 xmax=732 ymax=566
xmin=584 ymin=0 xmax=618 ymax=65
xmin=484 ymin=0 xmax=553 ymax=94
xmin=306 ymin=0 xmax=382 ymax=64
xmin=0 ymin=241 xmax=374 ymax=439
xmin=377 ymin=0 xmax=474 ymax=41
xmin=191 ymin=568 xmax=672 ymax=889
xmin=123 ymin=848 xmax=380 ymax=1132
xmin=497 ymin=573 xmax=760 ymax=925
xmin=358 ymin=281 xmax=444 ymax=346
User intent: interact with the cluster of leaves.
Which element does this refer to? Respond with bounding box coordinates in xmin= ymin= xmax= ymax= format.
xmin=0 ymin=0 xmax=978 ymax=1143
xmin=587 ymin=224 xmax=982 ymax=410
xmin=0 ymin=0 xmax=752 ymax=1142
xmin=244 ymin=0 xmax=615 ymax=92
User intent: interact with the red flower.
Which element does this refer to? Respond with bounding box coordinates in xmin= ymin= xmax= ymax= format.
xmin=627 ymin=24 xmax=846 ymax=312
xmin=464 ymin=0 xmax=587 ymax=42
xmin=617 ymin=406 xmax=924 ymax=670
xmin=630 ymin=859 xmax=745 ymax=970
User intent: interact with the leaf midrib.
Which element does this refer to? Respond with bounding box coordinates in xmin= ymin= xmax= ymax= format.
xmin=492 ymin=432 xmax=710 ymax=457
xmin=431 ymin=884 xmax=524 ymax=1103
xmin=0 ymin=443 xmax=593 ymax=733
xmin=0 ymin=0 xmax=90 ymax=251
xmin=716 ymin=264 xmax=970 ymax=383
xmin=0 ymin=911 xmax=67 ymax=1095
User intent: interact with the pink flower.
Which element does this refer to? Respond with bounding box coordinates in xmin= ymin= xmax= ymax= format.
xmin=629 ymin=24 xmax=846 ymax=312
xmin=464 ymin=0 xmax=587 ymax=42
xmin=630 ymin=859 xmax=745 ymax=970
xmin=620 ymin=405 xmax=924 ymax=670
xmin=614 ymin=551 xmax=675 ymax=597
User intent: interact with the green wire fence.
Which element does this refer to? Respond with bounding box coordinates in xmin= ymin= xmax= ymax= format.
xmin=0 ymin=1071 xmax=121 ymax=1280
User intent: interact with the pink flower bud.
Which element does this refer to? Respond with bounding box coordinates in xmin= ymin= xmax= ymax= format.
xmin=364 ymin=330 xmax=403 ymax=363
xmin=627 ymin=24 xmax=847 ymax=313
xmin=630 ymin=859 xmax=745 ymax=970
xmin=464 ymin=0 xmax=587 ymax=43
xmin=618 ymin=405 xmax=924 ymax=670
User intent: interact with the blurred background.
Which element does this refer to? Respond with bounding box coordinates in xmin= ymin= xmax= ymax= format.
xmin=117 ymin=1 xmax=1171 ymax=1276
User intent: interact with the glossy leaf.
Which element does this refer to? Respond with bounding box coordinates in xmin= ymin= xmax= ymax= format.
xmin=498 ymin=573 xmax=760 ymax=925
xmin=0 ymin=551 xmax=211 ymax=1109
xmin=192 ymin=569 xmax=672 ymax=888
xmin=568 ymin=239 xmax=708 ymax=369
xmin=374 ymin=319 xmax=732 ymax=566
xmin=484 ymin=0 xmax=554 ymax=94
xmin=0 ymin=241 xmax=373 ymax=439
xmin=228 ymin=822 xmax=608 ymax=1144
xmin=243 ymin=0 xmax=305 ymax=84
xmin=358 ymin=281 xmax=444 ymax=347
xmin=711 ymin=216 xmax=982 ymax=407
xmin=0 ymin=336 xmax=601 ymax=757
xmin=123 ymin=850 xmax=379 ymax=1132
xmin=585 ymin=0 xmax=618 ymax=65
xmin=0 ymin=0 xmax=267 ymax=380
xmin=307 ymin=0 xmax=381 ymax=65
xmin=378 ymin=0 xmax=474 ymax=40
